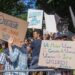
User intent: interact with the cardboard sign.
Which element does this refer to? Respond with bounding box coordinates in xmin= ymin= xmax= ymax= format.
xmin=44 ymin=13 xmax=58 ymax=33
xmin=27 ymin=9 xmax=43 ymax=29
xmin=0 ymin=12 xmax=28 ymax=46
xmin=38 ymin=40 xmax=75 ymax=69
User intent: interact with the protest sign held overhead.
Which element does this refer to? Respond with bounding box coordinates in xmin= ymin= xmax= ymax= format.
xmin=38 ymin=40 xmax=75 ymax=69
xmin=0 ymin=12 xmax=28 ymax=46
xmin=44 ymin=13 xmax=58 ymax=33
xmin=27 ymin=9 xmax=43 ymax=29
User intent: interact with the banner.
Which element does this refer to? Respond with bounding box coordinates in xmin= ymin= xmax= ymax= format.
xmin=38 ymin=40 xmax=75 ymax=69
xmin=27 ymin=9 xmax=43 ymax=29
xmin=0 ymin=12 xmax=28 ymax=46
xmin=44 ymin=13 xmax=58 ymax=33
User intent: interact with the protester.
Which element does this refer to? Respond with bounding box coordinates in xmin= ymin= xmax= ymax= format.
xmin=7 ymin=37 xmax=28 ymax=75
xmin=43 ymin=34 xmax=50 ymax=40
xmin=1 ymin=41 xmax=14 ymax=75
xmin=54 ymin=33 xmax=72 ymax=75
xmin=24 ymin=38 xmax=32 ymax=52
xmin=71 ymin=35 xmax=75 ymax=41
xmin=24 ymin=38 xmax=32 ymax=67
xmin=0 ymin=30 xmax=74 ymax=75
xmin=0 ymin=44 xmax=5 ymax=75
xmin=43 ymin=33 xmax=62 ymax=75
xmin=28 ymin=29 xmax=42 ymax=68
xmin=27 ymin=29 xmax=43 ymax=75
xmin=53 ymin=33 xmax=62 ymax=40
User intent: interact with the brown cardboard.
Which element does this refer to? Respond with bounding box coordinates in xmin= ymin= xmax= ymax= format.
xmin=0 ymin=12 xmax=28 ymax=46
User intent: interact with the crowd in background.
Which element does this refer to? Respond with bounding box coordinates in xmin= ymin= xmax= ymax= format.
xmin=0 ymin=29 xmax=75 ymax=75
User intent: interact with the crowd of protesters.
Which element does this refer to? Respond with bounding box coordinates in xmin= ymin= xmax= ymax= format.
xmin=0 ymin=29 xmax=75 ymax=75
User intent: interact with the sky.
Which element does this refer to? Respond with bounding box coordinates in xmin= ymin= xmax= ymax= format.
xmin=22 ymin=0 xmax=37 ymax=8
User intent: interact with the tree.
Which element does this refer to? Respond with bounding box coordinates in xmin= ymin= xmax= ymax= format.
xmin=0 ymin=0 xmax=25 ymax=15
xmin=36 ymin=0 xmax=75 ymax=33
xmin=17 ymin=13 xmax=27 ymax=20
xmin=16 ymin=1 xmax=26 ymax=14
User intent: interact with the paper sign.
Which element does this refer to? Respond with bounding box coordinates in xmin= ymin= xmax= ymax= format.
xmin=27 ymin=9 xmax=43 ymax=29
xmin=38 ymin=40 xmax=75 ymax=69
xmin=0 ymin=12 xmax=28 ymax=46
xmin=44 ymin=13 xmax=58 ymax=33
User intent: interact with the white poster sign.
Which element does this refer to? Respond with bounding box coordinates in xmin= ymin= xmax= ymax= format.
xmin=27 ymin=9 xmax=43 ymax=29
xmin=39 ymin=40 xmax=75 ymax=69
xmin=44 ymin=13 xmax=58 ymax=33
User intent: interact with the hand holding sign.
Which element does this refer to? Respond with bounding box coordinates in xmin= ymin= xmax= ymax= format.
xmin=8 ymin=37 xmax=14 ymax=46
xmin=8 ymin=37 xmax=15 ymax=52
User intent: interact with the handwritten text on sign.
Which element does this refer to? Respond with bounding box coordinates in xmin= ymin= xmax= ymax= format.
xmin=38 ymin=40 xmax=75 ymax=69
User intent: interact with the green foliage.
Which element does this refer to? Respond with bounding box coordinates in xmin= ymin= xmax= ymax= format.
xmin=0 ymin=48 xmax=3 ymax=53
xmin=17 ymin=13 xmax=27 ymax=20
xmin=36 ymin=0 xmax=75 ymax=17
xmin=36 ymin=0 xmax=75 ymax=33
xmin=0 ymin=0 xmax=25 ymax=15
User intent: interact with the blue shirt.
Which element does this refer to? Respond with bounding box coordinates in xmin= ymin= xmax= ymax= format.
xmin=30 ymin=39 xmax=41 ymax=57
